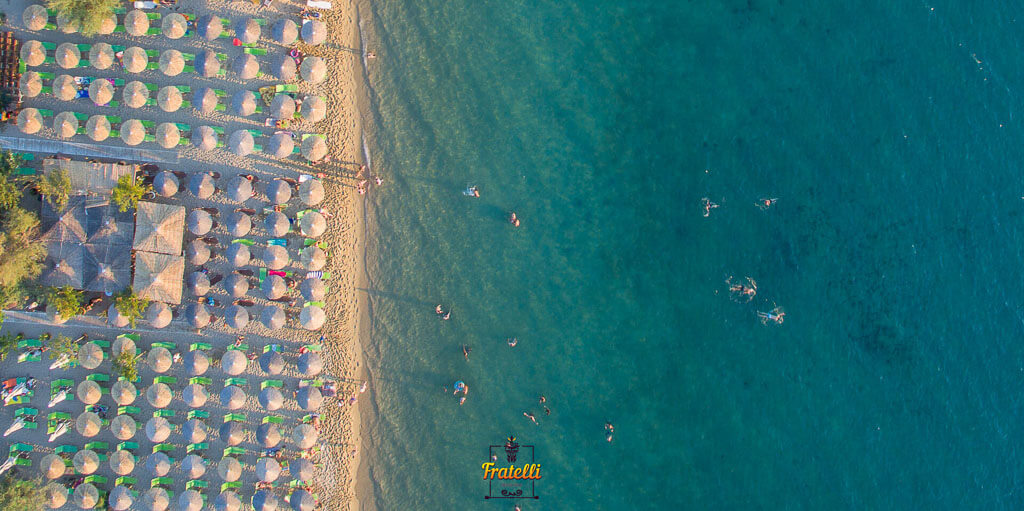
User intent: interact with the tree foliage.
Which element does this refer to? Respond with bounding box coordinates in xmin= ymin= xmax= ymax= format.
xmin=112 ymin=350 xmax=138 ymax=382
xmin=48 ymin=334 xmax=76 ymax=360
xmin=111 ymin=175 xmax=150 ymax=213
xmin=0 ymin=333 xmax=17 ymax=362
xmin=115 ymin=289 xmax=148 ymax=328
xmin=0 ymin=475 xmax=44 ymax=510
xmin=0 ymin=207 xmax=45 ymax=306
xmin=44 ymin=286 xmax=83 ymax=321
xmin=34 ymin=168 xmax=70 ymax=212
xmin=46 ymin=0 xmax=119 ymax=36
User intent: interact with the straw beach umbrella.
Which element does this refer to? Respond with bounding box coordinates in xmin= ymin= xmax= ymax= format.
xmin=123 ymin=80 xmax=149 ymax=108
xmin=301 ymin=245 xmax=326 ymax=270
xmin=147 ymin=413 xmax=175 ymax=441
xmin=111 ymin=335 xmax=136 ymax=357
xmin=112 ymin=380 xmax=137 ymax=405
xmin=110 ymin=415 xmax=137 ymax=441
xmin=296 ymin=386 xmax=323 ymax=411
xmin=226 ymin=175 xmax=254 ymax=202
xmin=120 ymin=119 xmax=146 ymax=146
xmin=85 ymin=115 xmax=110 ymax=141
xmin=225 ymin=211 xmax=252 ymax=237
xmin=261 ymin=305 xmax=285 ymax=330
xmin=55 ymin=42 xmax=80 ymax=69
xmin=292 ymin=423 xmax=318 ymax=449
xmin=40 ymin=453 xmax=64 ymax=480
xmin=301 ymin=20 xmax=326 ymax=45
xmin=182 ymin=454 xmax=206 ymax=478
xmin=45 ymin=483 xmax=68 ymax=509
xmin=266 ymin=179 xmax=292 ymax=204
xmin=110 ymin=486 xmax=133 ymax=510
xmin=226 ymin=243 xmax=250 ymax=267
xmin=19 ymin=71 xmax=41 ymax=98
xmin=224 ymin=305 xmax=249 ymax=329
xmin=17 ymin=108 xmax=42 ymax=134
xmin=253 ymin=490 xmax=280 ymax=511
xmin=291 ymin=458 xmax=314 ymax=482
xmin=78 ymin=342 xmax=103 ymax=370
xmin=192 ymin=125 xmax=218 ymax=151
xmin=272 ymin=19 xmax=298 ymax=45
xmin=258 ymin=386 xmax=283 ymax=411
xmin=300 ymin=56 xmax=326 ymax=83
xmin=146 ymin=452 xmax=171 ymax=476
xmin=197 ymin=14 xmax=223 ymax=40
xmin=147 ymin=346 xmax=172 ymax=373
xmin=180 ymin=491 xmax=203 ymax=511
xmin=256 ymin=457 xmax=281 ymax=482
xmin=52 ymin=74 xmax=76 ymax=101
xmin=262 ymin=274 xmax=286 ymax=299
xmin=270 ymin=94 xmax=296 ymax=120
xmin=289 ymin=490 xmax=314 ymax=511
xmin=183 ymin=383 xmax=209 ymax=407
xmin=184 ymin=350 xmax=210 ymax=375
xmin=73 ymin=450 xmax=99 ymax=475
xmin=107 ymin=303 xmax=129 ymax=327
xmin=97 ymin=13 xmax=117 ymax=34
xmin=232 ymin=90 xmax=257 ymax=116
xmin=266 ymin=133 xmax=295 ymax=159
xmin=237 ymin=18 xmax=261 ymax=44
xmin=155 ymin=122 xmax=180 ymax=149
xmin=300 ymin=305 xmax=325 ymax=331
xmin=146 ymin=302 xmax=172 ymax=328
xmin=89 ymin=43 xmax=114 ymax=70
xmin=228 ymin=130 xmax=255 ymax=157
xmin=160 ymin=49 xmax=185 ymax=76
xmin=218 ymin=457 xmax=242 ymax=482
xmin=300 ymin=278 xmax=325 ymax=301
xmin=185 ymin=303 xmax=211 ymax=328
xmin=300 ymin=211 xmax=327 ymax=237
xmin=219 ymin=421 xmax=245 ymax=446
xmin=222 ymin=350 xmax=247 ymax=376
xmin=157 ymin=86 xmax=183 ymax=112
xmin=224 ymin=273 xmax=249 ymax=298
xmin=123 ymin=46 xmax=148 ymax=73
xmin=76 ymin=411 xmax=101 ymax=437
xmin=187 ymin=209 xmax=214 ymax=236
xmin=265 ymin=211 xmax=290 ymax=236
xmin=301 ymin=136 xmax=328 ymax=162
xmin=189 ymin=173 xmax=216 ymax=199
xmin=195 ymin=87 xmax=220 ymax=114
xmin=264 ymin=245 xmax=289 ymax=270
xmin=23 ymin=5 xmax=47 ymax=30
xmin=183 ymin=419 xmax=208 ymax=443
xmin=109 ymin=449 xmax=135 ymax=475
xmin=155 ymin=171 xmax=179 ymax=198
xmin=195 ymin=49 xmax=221 ymax=78
xmin=256 ymin=423 xmax=281 ymax=448
xmin=53 ymin=112 xmax=78 ymax=139
xmin=162 ymin=13 xmax=187 ymax=39
xmin=142 ymin=488 xmax=170 ymax=511
xmin=273 ymin=55 xmax=297 ymax=81
xmin=20 ymin=40 xmax=44 ymax=66
xmin=259 ymin=351 xmax=284 ymax=375
xmin=146 ymin=382 xmax=172 ymax=408
xmin=89 ymin=79 xmax=113 ymax=105
xmin=233 ymin=52 xmax=259 ymax=79
xmin=216 ymin=491 xmax=242 ymax=511
xmin=298 ymin=351 xmax=324 ymax=377
xmin=125 ymin=10 xmax=149 ymax=36
xmin=220 ymin=385 xmax=245 ymax=410
xmin=301 ymin=95 xmax=327 ymax=123
xmin=74 ymin=483 xmax=99 ymax=509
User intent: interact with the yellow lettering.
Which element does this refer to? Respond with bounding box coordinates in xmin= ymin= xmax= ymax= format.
xmin=498 ymin=467 xmax=509 ymax=479
xmin=481 ymin=462 xmax=495 ymax=480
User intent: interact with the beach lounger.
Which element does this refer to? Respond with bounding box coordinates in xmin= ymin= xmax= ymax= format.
xmin=10 ymin=443 xmax=32 ymax=455
xmin=83 ymin=441 xmax=107 ymax=452
xmin=186 ymin=409 xmax=209 ymax=420
xmin=151 ymin=476 xmax=173 ymax=488
xmin=220 ymin=482 xmax=241 ymax=493
xmin=117 ymin=405 xmax=140 ymax=416
xmin=146 ymin=27 xmax=161 ymax=35
xmin=151 ymin=443 xmax=174 ymax=454
xmin=262 ymin=415 xmax=283 ymax=424
xmin=186 ymin=442 xmax=208 ymax=454
xmin=300 ymin=379 xmax=324 ymax=388
xmin=86 ymin=373 xmax=109 ymax=383
xmin=185 ymin=480 xmax=208 ymax=490
xmin=303 ymin=344 xmax=322 ymax=352
xmin=303 ymin=301 xmax=325 ymax=308
xmin=117 ymin=441 xmax=138 ymax=452
xmin=224 ymin=377 xmax=247 ymax=387
xmin=17 ymin=351 xmax=40 ymax=363
xmin=151 ymin=341 xmax=175 ymax=350
xmin=153 ymin=409 xmax=175 ymax=418
xmin=55 ymin=444 xmax=78 ymax=455
xmin=276 ymin=84 xmax=298 ymax=93
xmin=91 ymin=339 xmax=110 ymax=348
xmin=153 ymin=376 xmax=177 ymax=385
xmin=17 ymin=339 xmax=41 ymax=349
xmin=84 ymin=475 xmax=107 ymax=485
xmin=189 ymin=377 xmax=211 ymax=386
xmin=223 ymin=413 xmax=245 ymax=423
xmin=188 ymin=342 xmax=211 ymax=352
xmin=263 ymin=344 xmax=283 ymax=354
xmin=116 ymin=476 xmax=137 ymax=487
xmin=261 ymin=380 xmax=283 ymax=390
xmin=226 ymin=343 xmax=248 ymax=351
xmin=244 ymin=47 xmax=268 ymax=56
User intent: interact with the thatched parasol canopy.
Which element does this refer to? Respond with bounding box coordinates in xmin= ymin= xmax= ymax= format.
xmin=189 ymin=172 xmax=216 ymax=199
xmin=301 ymin=95 xmax=327 ymax=123
xmin=296 ymin=386 xmax=323 ymax=411
xmin=109 ymin=449 xmax=136 ymax=475
xmin=262 ymin=274 xmax=286 ymax=299
xmin=40 ymin=453 xmax=64 ymax=479
xmin=226 ymin=242 xmax=251 ymax=267
xmin=52 ymin=74 xmax=76 ymax=101
xmin=300 ymin=56 xmax=326 ymax=83
xmin=219 ymin=421 xmax=245 ymax=446
xmin=125 ymin=10 xmax=149 ymax=36
xmin=301 ymin=20 xmax=326 ymax=45
xmin=300 ymin=278 xmax=325 ymax=301
xmin=256 ymin=423 xmax=282 ymax=448
xmin=231 ymin=90 xmax=257 ymax=116
xmin=263 ymin=246 xmax=289 ymax=271
xmin=52 ymin=111 xmax=78 ymax=139
xmin=220 ymin=385 xmax=245 ymax=410
xmin=89 ymin=43 xmax=114 ymax=70
xmin=159 ymin=49 xmax=184 ymax=76
xmin=183 ymin=418 xmax=208 ymax=443
xmin=73 ymin=449 xmax=99 ymax=475
xmin=273 ymin=55 xmax=296 ymax=81
xmin=110 ymin=485 xmax=134 ymax=510
xmin=218 ymin=456 xmax=242 ymax=482
xmin=224 ymin=273 xmax=249 ymax=298
xmin=196 ymin=14 xmax=223 ymax=40
xmin=123 ymin=80 xmax=149 ymax=108
xmin=17 ymin=108 xmax=42 ymax=134
xmin=97 ymin=13 xmax=117 ymax=34
xmin=266 ymin=180 xmax=292 ymax=205
xmin=256 ymin=457 xmax=281 ymax=482
xmin=85 ymin=115 xmax=110 ymax=141
xmin=183 ymin=383 xmax=209 ymax=408
xmin=194 ymin=87 xmax=219 ymax=114
xmin=142 ymin=487 xmax=170 ymax=511
xmin=107 ymin=303 xmax=129 ymax=327
xmin=162 ymin=13 xmax=187 ymax=39
xmin=222 ymin=350 xmax=247 ymax=376
xmin=145 ymin=417 xmax=171 ymax=443
xmin=74 ymin=483 xmax=99 ymax=509
xmin=253 ymin=490 xmax=280 ymax=511
xmin=110 ymin=415 xmax=137 ymax=441
xmin=265 ymin=211 xmax=290 ymax=237
xmin=225 ymin=211 xmax=252 ymax=237
xmin=146 ymin=382 xmax=172 ymax=408
xmin=291 ymin=458 xmax=314 ymax=481
xmin=154 ymin=171 xmax=179 ymax=198
xmin=146 ymin=452 xmax=171 ymax=477
xmin=292 ymin=423 xmax=319 ymax=449
xmin=120 ymin=119 xmax=146 ymax=146
xmin=123 ymin=46 xmax=148 ymax=73
xmin=155 ymin=122 xmax=181 ymax=149
xmin=226 ymin=175 xmax=254 ymax=202
xmin=187 ymin=209 xmax=213 ymax=236
xmin=23 ymin=5 xmax=47 ymax=31
xmin=300 ymin=305 xmax=326 ymax=331
xmin=147 ymin=346 xmax=172 ymax=373
xmin=289 ymin=490 xmax=314 ymax=511
xmin=20 ymin=40 xmax=44 ymax=66
xmin=88 ymin=79 xmax=113 ymax=105
xmin=233 ymin=53 xmax=259 ymax=80
xmin=157 ymin=86 xmax=183 ymax=112
xmin=258 ymin=386 xmax=283 ymax=411
xmin=301 ymin=245 xmax=327 ymax=270
xmin=76 ymin=380 xmax=100 ymax=404
xmin=228 ymin=130 xmax=255 ymax=157
xmin=185 ymin=302 xmax=211 ymax=328
xmin=216 ymin=491 xmax=242 ymax=511
xmin=192 ymin=125 xmax=218 ymax=151
xmin=18 ymin=71 xmax=41 ymax=98
xmin=78 ymin=341 xmax=103 ymax=369
xmin=270 ymin=94 xmax=296 ymax=120
xmin=300 ymin=211 xmax=327 ymax=237
xmin=266 ymin=133 xmax=295 ymax=159
xmin=187 ymin=239 xmax=210 ymax=265
xmin=45 ymin=483 xmax=68 ymax=509
xmin=261 ymin=305 xmax=285 ymax=329
xmin=195 ymin=49 xmax=221 ymax=78
xmin=55 ymin=42 xmax=80 ymax=69
xmin=297 ymin=352 xmax=324 ymax=377
xmin=146 ymin=301 xmax=172 ymax=328
xmin=76 ymin=411 xmax=102 ymax=437
xmin=236 ymin=18 xmax=261 ymax=44
xmin=301 ymin=136 xmax=328 ymax=162
xmin=182 ymin=454 xmax=206 ymax=479
xmin=184 ymin=350 xmax=210 ymax=375
xmin=112 ymin=380 xmax=137 ymax=405
xmin=272 ymin=19 xmax=298 ymax=45
xmin=259 ymin=350 xmax=284 ymax=375
xmin=224 ymin=304 xmax=249 ymax=329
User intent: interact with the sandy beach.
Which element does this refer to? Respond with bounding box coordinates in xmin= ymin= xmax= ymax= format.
xmin=0 ymin=0 xmax=375 ymax=507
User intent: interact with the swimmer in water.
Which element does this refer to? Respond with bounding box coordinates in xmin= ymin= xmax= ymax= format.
xmin=539 ymin=395 xmax=546 ymax=404
xmin=463 ymin=345 xmax=471 ymax=361
xmin=524 ymin=412 xmax=538 ymax=425
xmin=544 ymin=406 xmax=551 ymax=416
xmin=701 ymin=197 xmax=720 ymax=217
xmin=509 ymin=212 xmax=520 ymax=227
xmin=435 ymin=304 xmax=443 ymax=315
xmin=726 ymin=276 xmax=757 ymax=302
xmin=605 ymin=422 xmax=614 ymax=442
xmin=459 ymin=396 xmax=466 ymax=405
xmin=756 ymin=306 xmax=786 ymax=325
xmin=757 ymin=197 xmax=778 ymax=210
xmin=442 ymin=309 xmax=451 ymax=321
xmin=507 ymin=337 xmax=518 ymax=347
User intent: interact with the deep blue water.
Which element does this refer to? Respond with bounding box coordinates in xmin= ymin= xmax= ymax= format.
xmin=360 ymin=1 xmax=1024 ymax=508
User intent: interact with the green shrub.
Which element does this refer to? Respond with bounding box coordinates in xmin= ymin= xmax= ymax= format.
xmin=44 ymin=286 xmax=83 ymax=320
xmin=46 ymin=0 xmax=118 ymax=36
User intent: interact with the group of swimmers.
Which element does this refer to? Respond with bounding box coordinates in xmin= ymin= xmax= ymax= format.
xmin=434 ymin=304 xmax=451 ymax=320
xmin=462 ymin=184 xmax=520 ymax=227
xmin=522 ymin=395 xmax=552 ymax=425
xmin=726 ymin=276 xmax=785 ymax=325
xmin=702 ymin=196 xmax=778 ymax=217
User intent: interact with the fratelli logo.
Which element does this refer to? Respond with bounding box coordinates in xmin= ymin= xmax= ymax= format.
xmin=482 ymin=434 xmax=540 ymax=501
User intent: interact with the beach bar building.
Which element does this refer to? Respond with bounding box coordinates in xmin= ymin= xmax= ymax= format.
xmin=132 ymin=201 xmax=185 ymax=304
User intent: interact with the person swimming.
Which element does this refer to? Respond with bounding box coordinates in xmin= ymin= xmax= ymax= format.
xmin=463 ymin=345 xmax=471 ymax=361
xmin=544 ymin=406 xmax=551 ymax=416
xmin=702 ymin=197 xmax=720 ymax=217
xmin=507 ymin=337 xmax=518 ymax=347
xmin=509 ymin=212 xmax=520 ymax=227
xmin=442 ymin=309 xmax=451 ymax=320
xmin=757 ymin=307 xmax=786 ymax=325
xmin=757 ymin=197 xmax=778 ymax=210
xmin=539 ymin=395 xmax=546 ymax=404
xmin=524 ymin=412 xmax=538 ymax=425
xmin=463 ymin=185 xmax=480 ymax=197
xmin=435 ymin=304 xmax=443 ymax=315
xmin=726 ymin=276 xmax=757 ymax=302
xmin=605 ymin=422 xmax=614 ymax=442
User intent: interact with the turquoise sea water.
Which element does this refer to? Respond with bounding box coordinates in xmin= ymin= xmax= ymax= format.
xmin=360 ymin=1 xmax=1024 ymax=508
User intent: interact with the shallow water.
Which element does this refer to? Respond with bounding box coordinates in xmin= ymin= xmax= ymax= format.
xmin=360 ymin=0 xmax=1024 ymax=508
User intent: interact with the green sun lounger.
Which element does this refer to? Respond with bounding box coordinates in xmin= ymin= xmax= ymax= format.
xmin=152 ymin=444 xmax=174 ymax=454
xmin=117 ymin=441 xmax=138 ymax=452
xmin=262 ymin=415 xmax=283 ymax=424
xmin=115 ymin=476 xmax=136 ymax=487
xmin=186 ymin=443 xmax=208 ymax=454
xmin=154 ymin=376 xmax=177 ymax=385
xmin=117 ymin=406 xmax=140 ymax=416
xmin=151 ymin=341 xmax=175 ymax=350
xmin=261 ymin=380 xmax=283 ymax=390
xmin=56 ymin=444 xmax=77 ymax=455
xmin=84 ymin=441 xmax=107 ymax=452
xmin=220 ymin=482 xmax=241 ymax=492
xmin=186 ymin=480 xmax=208 ymax=490
xmin=226 ymin=343 xmax=248 ymax=351
xmin=186 ymin=410 xmax=209 ymax=420
xmin=224 ymin=377 xmax=247 ymax=387
xmin=189 ymin=342 xmax=211 ymax=351
xmin=153 ymin=409 xmax=175 ymax=418
xmin=151 ymin=476 xmax=173 ymax=488
xmin=189 ymin=377 xmax=211 ymax=386
xmin=223 ymin=413 xmax=245 ymax=423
